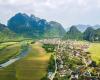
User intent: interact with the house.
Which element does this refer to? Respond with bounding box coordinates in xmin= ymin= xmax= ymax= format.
xmin=70 ymin=72 xmax=79 ymax=80
xmin=47 ymin=72 xmax=54 ymax=79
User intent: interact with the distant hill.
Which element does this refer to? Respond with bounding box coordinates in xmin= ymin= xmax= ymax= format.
xmin=44 ymin=21 xmax=66 ymax=38
xmin=0 ymin=23 xmax=15 ymax=42
xmin=0 ymin=23 xmax=24 ymax=42
xmin=74 ymin=24 xmax=100 ymax=32
xmin=7 ymin=13 xmax=66 ymax=38
xmin=83 ymin=27 xmax=95 ymax=41
xmin=64 ymin=26 xmax=100 ymax=42
xmin=94 ymin=28 xmax=100 ymax=41
xmin=83 ymin=27 xmax=100 ymax=41
xmin=66 ymin=24 xmax=100 ymax=32
xmin=64 ymin=26 xmax=82 ymax=40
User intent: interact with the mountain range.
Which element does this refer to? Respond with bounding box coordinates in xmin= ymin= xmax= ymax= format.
xmin=0 ymin=12 xmax=100 ymax=42
xmin=7 ymin=13 xmax=66 ymax=38
xmin=66 ymin=24 xmax=100 ymax=32
xmin=64 ymin=26 xmax=100 ymax=41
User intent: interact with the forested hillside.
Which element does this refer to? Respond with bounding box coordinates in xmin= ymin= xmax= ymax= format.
xmin=0 ymin=23 xmax=24 ymax=42
xmin=64 ymin=26 xmax=83 ymax=40
xmin=0 ymin=13 xmax=100 ymax=42
xmin=7 ymin=13 xmax=66 ymax=38
xmin=64 ymin=26 xmax=100 ymax=42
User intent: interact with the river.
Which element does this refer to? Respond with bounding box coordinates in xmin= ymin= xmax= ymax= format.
xmin=0 ymin=47 xmax=30 ymax=68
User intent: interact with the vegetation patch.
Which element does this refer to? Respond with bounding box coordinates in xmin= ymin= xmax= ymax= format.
xmin=42 ymin=44 xmax=56 ymax=53
xmin=0 ymin=42 xmax=51 ymax=80
xmin=88 ymin=43 xmax=100 ymax=64
xmin=0 ymin=44 xmax=21 ymax=64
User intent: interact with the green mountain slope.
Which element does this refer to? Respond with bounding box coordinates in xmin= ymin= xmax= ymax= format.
xmin=0 ymin=23 xmax=23 ymax=42
xmin=7 ymin=13 xmax=66 ymax=38
xmin=83 ymin=27 xmax=95 ymax=41
xmin=94 ymin=28 xmax=100 ymax=41
xmin=44 ymin=21 xmax=66 ymax=38
xmin=64 ymin=26 xmax=82 ymax=40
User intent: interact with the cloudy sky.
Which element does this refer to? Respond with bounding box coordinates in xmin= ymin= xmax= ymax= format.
xmin=0 ymin=0 xmax=100 ymax=28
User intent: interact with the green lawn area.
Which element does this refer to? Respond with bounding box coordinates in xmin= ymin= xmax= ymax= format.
xmin=0 ymin=43 xmax=21 ymax=64
xmin=0 ymin=42 xmax=18 ymax=50
xmin=88 ymin=43 xmax=100 ymax=64
xmin=0 ymin=42 xmax=51 ymax=80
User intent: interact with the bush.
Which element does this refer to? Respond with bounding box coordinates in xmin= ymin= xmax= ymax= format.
xmin=42 ymin=44 xmax=56 ymax=53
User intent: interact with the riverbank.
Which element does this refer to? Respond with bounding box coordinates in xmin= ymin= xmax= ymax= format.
xmin=0 ymin=46 xmax=29 ymax=68
xmin=0 ymin=42 xmax=51 ymax=80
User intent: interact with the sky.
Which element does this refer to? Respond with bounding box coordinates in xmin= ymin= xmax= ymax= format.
xmin=0 ymin=0 xmax=100 ymax=28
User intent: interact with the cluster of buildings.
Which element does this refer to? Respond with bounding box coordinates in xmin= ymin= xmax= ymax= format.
xmin=40 ymin=39 xmax=100 ymax=80
xmin=55 ymin=40 xmax=100 ymax=80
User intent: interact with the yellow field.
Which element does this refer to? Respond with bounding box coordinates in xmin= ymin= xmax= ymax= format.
xmin=77 ymin=41 xmax=100 ymax=64
xmin=0 ymin=42 xmax=51 ymax=80
xmin=88 ymin=43 xmax=100 ymax=64
xmin=15 ymin=42 xmax=51 ymax=80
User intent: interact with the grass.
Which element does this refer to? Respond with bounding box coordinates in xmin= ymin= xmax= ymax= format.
xmin=0 ymin=42 xmax=51 ymax=80
xmin=0 ymin=42 xmax=18 ymax=50
xmin=88 ymin=43 xmax=100 ymax=64
xmin=0 ymin=44 xmax=21 ymax=64
xmin=15 ymin=42 xmax=51 ymax=80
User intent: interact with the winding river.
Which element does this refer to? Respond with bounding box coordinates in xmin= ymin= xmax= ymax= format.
xmin=0 ymin=47 xmax=30 ymax=68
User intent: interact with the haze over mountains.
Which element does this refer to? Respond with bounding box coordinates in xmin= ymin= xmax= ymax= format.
xmin=66 ymin=24 xmax=100 ymax=32
xmin=75 ymin=24 xmax=100 ymax=32
xmin=0 ymin=12 xmax=100 ymax=42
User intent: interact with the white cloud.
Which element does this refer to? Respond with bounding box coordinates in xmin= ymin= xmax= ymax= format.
xmin=0 ymin=0 xmax=100 ymax=27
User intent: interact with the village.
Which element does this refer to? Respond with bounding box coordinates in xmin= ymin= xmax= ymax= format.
xmin=40 ymin=39 xmax=100 ymax=80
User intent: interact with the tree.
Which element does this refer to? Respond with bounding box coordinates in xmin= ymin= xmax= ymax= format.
xmin=48 ymin=55 xmax=55 ymax=72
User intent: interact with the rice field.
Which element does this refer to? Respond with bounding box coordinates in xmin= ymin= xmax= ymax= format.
xmin=0 ymin=42 xmax=18 ymax=50
xmin=1 ymin=41 xmax=99 ymax=80
xmin=0 ymin=43 xmax=21 ymax=64
xmin=0 ymin=42 xmax=51 ymax=80
xmin=88 ymin=43 xmax=100 ymax=64
xmin=77 ymin=41 xmax=100 ymax=64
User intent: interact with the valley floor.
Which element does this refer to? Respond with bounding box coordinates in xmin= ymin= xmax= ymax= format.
xmin=0 ymin=42 xmax=51 ymax=80
xmin=0 ymin=40 xmax=100 ymax=80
